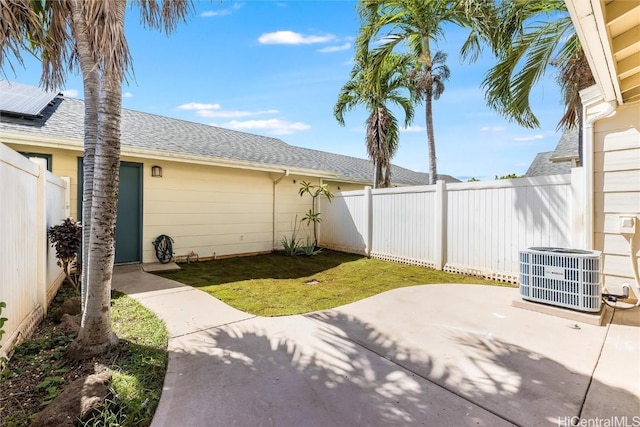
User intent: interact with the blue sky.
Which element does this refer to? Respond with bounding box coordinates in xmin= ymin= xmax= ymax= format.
xmin=5 ymin=1 xmax=567 ymax=181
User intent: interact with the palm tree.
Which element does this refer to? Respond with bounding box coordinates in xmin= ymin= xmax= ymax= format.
xmin=356 ymin=0 xmax=492 ymax=185
xmin=409 ymin=50 xmax=450 ymax=184
xmin=481 ymin=0 xmax=594 ymax=131
xmin=0 ymin=0 xmax=192 ymax=359
xmin=334 ymin=51 xmax=414 ymax=188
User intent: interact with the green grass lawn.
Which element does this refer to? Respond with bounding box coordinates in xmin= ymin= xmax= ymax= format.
xmin=158 ymin=250 xmax=512 ymax=316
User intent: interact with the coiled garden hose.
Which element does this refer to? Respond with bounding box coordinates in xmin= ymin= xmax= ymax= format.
xmin=153 ymin=235 xmax=174 ymax=264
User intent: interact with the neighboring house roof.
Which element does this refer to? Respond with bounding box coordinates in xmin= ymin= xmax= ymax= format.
xmin=0 ymin=86 xmax=460 ymax=186
xmin=526 ymin=151 xmax=572 ymax=177
xmin=549 ymin=127 xmax=579 ymax=162
xmin=525 ymin=128 xmax=578 ymax=177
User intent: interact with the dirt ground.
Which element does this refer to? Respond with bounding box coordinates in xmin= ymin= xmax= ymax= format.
xmin=0 ymin=285 xmax=121 ymax=426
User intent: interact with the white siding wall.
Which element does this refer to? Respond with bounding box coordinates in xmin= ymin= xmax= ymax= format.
xmin=143 ymin=160 xmax=275 ymax=261
xmin=593 ymin=102 xmax=640 ymax=293
xmin=320 ymin=175 xmax=578 ymax=282
xmin=274 ymin=175 xmax=318 ymax=250
xmin=0 ymin=143 xmax=67 ymax=356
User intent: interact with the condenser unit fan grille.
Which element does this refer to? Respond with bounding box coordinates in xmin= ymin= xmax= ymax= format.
xmin=519 ymin=247 xmax=601 ymax=312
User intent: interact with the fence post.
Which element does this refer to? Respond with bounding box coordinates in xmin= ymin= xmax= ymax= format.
xmin=434 ymin=180 xmax=446 ymax=270
xmin=36 ymin=165 xmax=48 ymax=314
xmin=364 ymin=186 xmax=372 ymax=257
xmin=61 ymin=177 xmax=71 ymax=219
xmin=570 ymin=167 xmax=586 ymax=249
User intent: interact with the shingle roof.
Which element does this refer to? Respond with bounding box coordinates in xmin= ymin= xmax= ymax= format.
xmin=549 ymin=127 xmax=578 ymax=162
xmin=0 ymin=91 xmax=459 ymax=185
xmin=525 ymin=151 xmax=572 ymax=177
xmin=525 ymin=128 xmax=578 ymax=177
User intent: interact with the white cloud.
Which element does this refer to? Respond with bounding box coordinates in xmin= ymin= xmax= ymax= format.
xmin=201 ymin=3 xmax=242 ymax=17
xmin=223 ymin=119 xmax=311 ymax=135
xmin=318 ymin=42 xmax=351 ymax=53
xmin=401 ymin=125 xmax=425 ymax=133
xmin=513 ymin=134 xmax=544 ymax=141
xmin=177 ymin=102 xmax=279 ymax=119
xmin=62 ymin=89 xmax=78 ymax=98
xmin=197 ymin=109 xmax=279 ymax=118
xmin=178 ymin=102 xmax=221 ymax=111
xmin=480 ymin=126 xmax=505 ymax=132
xmin=123 ymin=92 xmax=133 ymax=98
xmin=258 ymin=30 xmax=335 ymax=45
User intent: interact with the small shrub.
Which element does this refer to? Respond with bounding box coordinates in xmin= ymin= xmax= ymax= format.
xmin=0 ymin=301 xmax=7 ymax=369
xmin=0 ymin=302 xmax=7 ymax=342
xmin=300 ymin=238 xmax=322 ymax=256
xmin=281 ymin=234 xmax=302 ymax=256
xmin=281 ymin=215 xmax=303 ymax=256
xmin=47 ymin=218 xmax=82 ymax=289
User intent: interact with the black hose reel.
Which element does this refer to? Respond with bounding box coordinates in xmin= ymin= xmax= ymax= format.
xmin=153 ymin=235 xmax=174 ymax=264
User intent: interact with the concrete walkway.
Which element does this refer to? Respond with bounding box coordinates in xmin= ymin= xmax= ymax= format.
xmin=113 ymin=265 xmax=640 ymax=427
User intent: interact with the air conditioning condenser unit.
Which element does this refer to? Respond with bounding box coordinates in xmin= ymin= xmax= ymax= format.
xmin=519 ymin=247 xmax=602 ymax=313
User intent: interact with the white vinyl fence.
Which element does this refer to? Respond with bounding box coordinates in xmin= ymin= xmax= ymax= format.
xmin=320 ymin=169 xmax=585 ymax=283
xmin=0 ymin=143 xmax=69 ymax=357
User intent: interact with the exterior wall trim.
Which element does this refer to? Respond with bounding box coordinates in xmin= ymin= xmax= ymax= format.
xmin=580 ymin=85 xmax=617 ymax=249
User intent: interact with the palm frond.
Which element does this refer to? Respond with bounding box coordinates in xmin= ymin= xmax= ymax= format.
xmin=0 ymin=0 xmax=46 ymax=78
xmin=136 ymin=0 xmax=193 ymax=33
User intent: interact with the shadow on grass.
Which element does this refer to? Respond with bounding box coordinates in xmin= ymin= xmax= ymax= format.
xmin=157 ymin=250 xmax=364 ymax=287
xmin=156 ymin=310 xmax=638 ymax=426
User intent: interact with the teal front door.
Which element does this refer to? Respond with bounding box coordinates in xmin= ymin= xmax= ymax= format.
xmin=77 ymin=160 xmax=143 ymax=264
xmin=114 ymin=162 xmax=143 ymax=263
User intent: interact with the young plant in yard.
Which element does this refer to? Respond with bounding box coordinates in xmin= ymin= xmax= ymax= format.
xmin=300 ymin=237 xmax=323 ymax=256
xmin=47 ymin=218 xmax=82 ymax=289
xmin=298 ymin=181 xmax=334 ymax=247
xmin=281 ymin=216 xmax=303 ymax=256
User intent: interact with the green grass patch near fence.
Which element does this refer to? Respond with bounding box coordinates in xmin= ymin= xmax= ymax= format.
xmin=158 ymin=250 xmax=511 ymax=316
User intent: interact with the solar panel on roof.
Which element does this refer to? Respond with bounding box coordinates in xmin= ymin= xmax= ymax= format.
xmin=0 ymin=80 xmax=59 ymax=118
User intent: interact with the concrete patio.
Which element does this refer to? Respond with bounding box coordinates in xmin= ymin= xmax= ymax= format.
xmin=113 ymin=265 xmax=640 ymax=427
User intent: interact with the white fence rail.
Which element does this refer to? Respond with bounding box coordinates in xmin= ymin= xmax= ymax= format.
xmin=320 ymin=169 xmax=585 ymax=283
xmin=0 ymin=143 xmax=69 ymax=357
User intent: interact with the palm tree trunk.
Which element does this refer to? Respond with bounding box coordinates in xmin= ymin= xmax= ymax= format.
xmin=70 ymin=0 xmax=98 ymax=311
xmin=68 ymin=0 xmax=127 ymax=360
xmin=375 ymin=108 xmax=387 ymax=188
xmin=383 ymin=164 xmax=391 ymax=188
xmin=425 ymin=89 xmax=438 ymax=185
xmin=372 ymin=159 xmax=378 ymax=189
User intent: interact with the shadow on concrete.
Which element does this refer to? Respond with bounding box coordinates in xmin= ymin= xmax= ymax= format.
xmin=113 ymin=264 xmax=187 ymax=295
xmin=303 ymin=311 xmax=639 ymax=426
xmin=158 ymin=319 xmax=503 ymax=426
xmin=154 ymin=310 xmax=638 ymax=426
